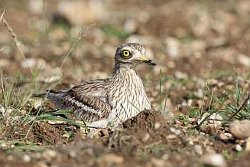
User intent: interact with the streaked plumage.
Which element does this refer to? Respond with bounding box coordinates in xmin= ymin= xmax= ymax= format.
xmin=39 ymin=43 xmax=156 ymax=128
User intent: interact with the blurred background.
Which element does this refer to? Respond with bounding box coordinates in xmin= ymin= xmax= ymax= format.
xmin=0 ymin=0 xmax=250 ymax=112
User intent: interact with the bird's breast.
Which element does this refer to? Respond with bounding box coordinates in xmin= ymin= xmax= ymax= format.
xmin=107 ymin=70 xmax=151 ymax=124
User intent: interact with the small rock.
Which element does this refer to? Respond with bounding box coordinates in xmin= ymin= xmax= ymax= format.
xmin=199 ymin=124 xmax=220 ymax=134
xmin=208 ymin=113 xmax=223 ymax=124
xmin=35 ymin=161 xmax=49 ymax=167
xmin=198 ymin=113 xmax=223 ymax=134
xmin=175 ymin=71 xmax=188 ymax=80
xmin=194 ymin=145 xmax=203 ymax=155
xmin=162 ymin=154 xmax=169 ymax=160
xmin=98 ymin=154 xmax=124 ymax=165
xmin=219 ymin=133 xmax=234 ymax=142
xmin=235 ymin=144 xmax=243 ymax=152
xmin=57 ymin=0 xmax=105 ymax=25
xmin=229 ymin=120 xmax=250 ymax=139
xmin=189 ymin=140 xmax=194 ymax=145
xmin=39 ymin=67 xmax=63 ymax=83
xmin=22 ymin=154 xmax=31 ymax=162
xmin=246 ymin=137 xmax=250 ymax=151
xmin=21 ymin=58 xmax=47 ymax=69
xmin=29 ymin=99 xmax=43 ymax=110
xmin=0 ymin=105 xmax=5 ymax=115
xmin=154 ymin=122 xmax=161 ymax=130
xmin=123 ymin=19 xmax=137 ymax=33
xmin=42 ymin=149 xmax=57 ymax=161
xmin=166 ymin=134 xmax=178 ymax=140
xmin=7 ymin=155 xmax=14 ymax=161
xmin=194 ymin=89 xmax=204 ymax=98
xmin=151 ymin=158 xmax=166 ymax=167
xmin=0 ymin=58 xmax=11 ymax=67
xmin=49 ymin=27 xmax=67 ymax=41
xmin=165 ymin=37 xmax=180 ymax=58
xmin=69 ymin=151 xmax=77 ymax=158
xmin=200 ymin=153 xmax=227 ymax=167
xmin=143 ymin=133 xmax=150 ymax=142
xmin=29 ymin=0 xmax=44 ymax=14
xmin=237 ymin=54 xmax=250 ymax=67
xmin=169 ymin=127 xmax=181 ymax=135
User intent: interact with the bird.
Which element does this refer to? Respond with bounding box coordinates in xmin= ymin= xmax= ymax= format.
xmin=36 ymin=43 xmax=156 ymax=128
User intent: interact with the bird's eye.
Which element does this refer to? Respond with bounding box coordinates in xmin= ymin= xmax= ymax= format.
xmin=122 ymin=50 xmax=131 ymax=58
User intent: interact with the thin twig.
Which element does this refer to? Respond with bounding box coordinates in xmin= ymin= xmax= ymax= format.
xmin=60 ymin=24 xmax=95 ymax=69
xmin=193 ymin=110 xmax=217 ymax=129
xmin=0 ymin=9 xmax=6 ymax=24
xmin=228 ymin=94 xmax=250 ymax=121
xmin=0 ymin=72 xmax=5 ymax=102
xmin=60 ymin=28 xmax=85 ymax=68
xmin=2 ymin=15 xmax=32 ymax=73
xmin=3 ymin=18 xmax=24 ymax=60
xmin=193 ymin=90 xmax=215 ymax=129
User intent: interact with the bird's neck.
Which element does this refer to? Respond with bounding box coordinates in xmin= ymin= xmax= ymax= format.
xmin=112 ymin=63 xmax=137 ymax=76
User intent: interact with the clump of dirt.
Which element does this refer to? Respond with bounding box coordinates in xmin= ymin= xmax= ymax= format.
xmin=32 ymin=122 xmax=79 ymax=145
xmin=107 ymin=109 xmax=177 ymax=156
xmin=122 ymin=109 xmax=167 ymax=133
xmin=32 ymin=122 xmax=65 ymax=144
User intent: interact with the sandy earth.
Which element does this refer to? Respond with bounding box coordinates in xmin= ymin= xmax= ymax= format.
xmin=1 ymin=0 xmax=250 ymax=167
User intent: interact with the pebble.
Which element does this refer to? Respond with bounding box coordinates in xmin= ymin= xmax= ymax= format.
xmin=0 ymin=105 xmax=5 ymax=116
xmin=165 ymin=37 xmax=180 ymax=58
xmin=200 ymin=153 xmax=227 ymax=167
xmin=29 ymin=0 xmax=44 ymax=14
xmin=166 ymin=134 xmax=178 ymax=140
xmin=175 ymin=71 xmax=188 ymax=80
xmin=69 ymin=150 xmax=77 ymax=158
xmin=219 ymin=133 xmax=234 ymax=142
xmin=21 ymin=58 xmax=47 ymax=69
xmin=123 ymin=19 xmax=137 ymax=33
xmin=198 ymin=113 xmax=223 ymax=125
xmin=98 ymin=154 xmax=124 ymax=164
xmin=0 ymin=58 xmax=11 ymax=67
xmin=42 ymin=149 xmax=57 ymax=161
xmin=162 ymin=154 xmax=169 ymax=160
xmin=246 ymin=137 xmax=250 ymax=151
xmin=143 ymin=133 xmax=150 ymax=142
xmin=198 ymin=113 xmax=223 ymax=134
xmin=169 ymin=127 xmax=181 ymax=135
xmin=229 ymin=120 xmax=250 ymax=139
xmin=151 ymin=158 xmax=166 ymax=167
xmin=194 ymin=145 xmax=203 ymax=155
xmin=237 ymin=54 xmax=250 ymax=67
xmin=22 ymin=154 xmax=31 ymax=162
xmin=7 ymin=155 xmax=14 ymax=161
xmin=189 ymin=140 xmax=194 ymax=145
xmin=235 ymin=144 xmax=243 ymax=152
xmin=35 ymin=161 xmax=49 ymax=167
xmin=57 ymin=0 xmax=104 ymax=25
xmin=199 ymin=124 xmax=219 ymax=135
xmin=154 ymin=122 xmax=161 ymax=130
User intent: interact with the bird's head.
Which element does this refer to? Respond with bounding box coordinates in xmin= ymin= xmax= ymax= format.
xmin=114 ymin=43 xmax=156 ymax=68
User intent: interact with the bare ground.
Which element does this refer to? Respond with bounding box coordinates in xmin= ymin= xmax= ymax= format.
xmin=1 ymin=0 xmax=250 ymax=167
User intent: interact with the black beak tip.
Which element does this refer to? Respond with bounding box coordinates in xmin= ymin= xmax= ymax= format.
xmin=147 ymin=60 xmax=156 ymax=66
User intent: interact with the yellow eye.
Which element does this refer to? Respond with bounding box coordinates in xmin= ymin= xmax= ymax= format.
xmin=122 ymin=50 xmax=131 ymax=58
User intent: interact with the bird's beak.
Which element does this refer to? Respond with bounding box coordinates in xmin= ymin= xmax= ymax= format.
xmin=139 ymin=55 xmax=156 ymax=66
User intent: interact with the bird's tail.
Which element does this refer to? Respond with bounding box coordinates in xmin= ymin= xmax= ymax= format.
xmin=32 ymin=92 xmax=48 ymax=98
xmin=32 ymin=90 xmax=66 ymax=98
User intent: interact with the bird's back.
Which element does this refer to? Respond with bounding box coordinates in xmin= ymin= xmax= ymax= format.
xmin=46 ymin=79 xmax=112 ymax=122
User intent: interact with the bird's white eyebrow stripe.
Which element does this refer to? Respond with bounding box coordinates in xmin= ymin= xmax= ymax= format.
xmin=121 ymin=47 xmax=132 ymax=51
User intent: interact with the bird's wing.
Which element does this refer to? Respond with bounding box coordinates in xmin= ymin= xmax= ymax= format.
xmin=55 ymin=79 xmax=112 ymax=122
